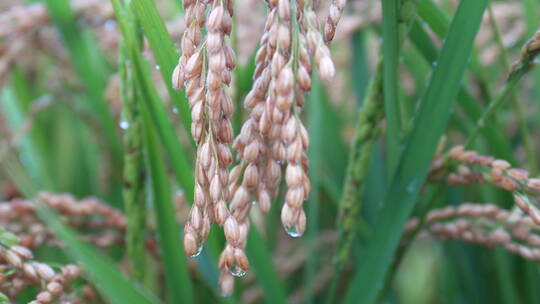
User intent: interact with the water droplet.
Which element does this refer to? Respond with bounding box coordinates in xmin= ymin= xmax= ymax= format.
xmin=104 ymin=20 xmax=117 ymax=31
xmin=284 ymin=223 xmax=302 ymax=238
xmin=190 ymin=244 xmax=203 ymax=258
xmin=432 ymin=61 xmax=438 ymax=67
xmin=228 ymin=263 xmax=246 ymax=277
xmin=119 ymin=121 xmax=129 ymax=130
xmin=251 ymin=200 xmax=257 ymax=206
xmin=155 ymin=65 xmax=161 ymax=70
xmin=172 ymin=107 xmax=179 ymax=114
xmin=407 ymin=179 xmax=418 ymax=193
xmin=189 ymin=233 xmax=204 ymax=258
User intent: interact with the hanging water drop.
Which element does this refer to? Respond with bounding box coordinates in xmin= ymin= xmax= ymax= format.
xmin=188 ymin=231 xmax=204 ymax=258
xmin=119 ymin=121 xmax=129 ymax=130
xmin=228 ymin=263 xmax=247 ymax=277
xmin=155 ymin=65 xmax=161 ymax=70
xmin=189 ymin=238 xmax=204 ymax=258
xmin=284 ymin=223 xmax=302 ymax=238
xmin=172 ymin=107 xmax=179 ymax=114
xmin=406 ymin=179 xmax=418 ymax=193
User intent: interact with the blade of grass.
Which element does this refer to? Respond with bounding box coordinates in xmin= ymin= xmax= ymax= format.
xmin=246 ymin=228 xmax=287 ymax=304
xmin=303 ymin=76 xmax=323 ymax=303
xmin=1 ymin=86 xmax=46 ymax=189
xmin=345 ymin=1 xmax=487 ymax=303
xmin=8 ymin=68 xmax=52 ymax=188
xmin=37 ymin=206 xmax=161 ymax=304
xmin=486 ymin=2 xmax=536 ymax=174
xmin=381 ymin=0 xmax=402 ymax=175
xmin=111 ymin=0 xmax=195 ymax=202
xmin=464 ymin=46 xmax=540 ymax=149
xmin=43 ymin=0 xmax=121 ymax=162
xmin=131 ymin=0 xmax=192 ymax=138
xmin=351 ymin=31 xmax=370 ymax=106
xmin=0 ymin=158 xmax=160 ymax=304
xmin=113 ymin=1 xmax=194 ymax=301
xmin=326 ymin=1 xmax=420 ymax=300
xmin=520 ymin=0 xmax=540 ymax=105
xmin=418 ymin=0 xmax=491 ymax=100
xmin=142 ymin=108 xmax=194 ymax=304
xmin=408 ymin=21 xmax=514 ymax=162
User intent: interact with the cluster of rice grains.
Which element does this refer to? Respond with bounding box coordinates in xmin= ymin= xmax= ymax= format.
xmin=172 ymin=0 xmax=343 ymax=295
xmin=405 ymin=203 xmax=540 ymax=262
xmin=0 ymin=226 xmax=82 ymax=303
xmin=430 ymin=145 xmax=540 ymax=225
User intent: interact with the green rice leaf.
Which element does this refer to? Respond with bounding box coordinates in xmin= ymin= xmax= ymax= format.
xmin=345 ymin=1 xmax=487 ymax=303
xmin=381 ymin=0 xmax=402 ymax=174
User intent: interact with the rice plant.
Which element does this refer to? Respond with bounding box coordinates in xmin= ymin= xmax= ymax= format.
xmin=2 ymin=0 xmax=540 ymax=303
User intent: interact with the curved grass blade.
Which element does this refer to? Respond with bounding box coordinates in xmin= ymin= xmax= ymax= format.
xmin=381 ymin=0 xmax=402 ymax=175
xmin=246 ymin=228 xmax=287 ymax=304
xmin=36 ymin=206 xmax=161 ymax=304
xmin=418 ymin=0 xmax=490 ymax=98
xmin=44 ymin=0 xmax=121 ymax=162
xmin=345 ymin=1 xmax=487 ymax=303
xmin=111 ymin=0 xmax=195 ymax=202
xmin=408 ymin=21 xmax=515 ymax=162
xmin=0 ymin=161 xmax=160 ymax=304
xmin=142 ymin=109 xmax=194 ymax=304
xmin=303 ymin=76 xmax=324 ymax=302
xmin=131 ymin=0 xmax=192 ymax=137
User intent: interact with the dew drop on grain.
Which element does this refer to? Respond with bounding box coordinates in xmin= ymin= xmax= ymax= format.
xmin=284 ymin=223 xmax=302 ymax=238
xmin=228 ymin=263 xmax=247 ymax=277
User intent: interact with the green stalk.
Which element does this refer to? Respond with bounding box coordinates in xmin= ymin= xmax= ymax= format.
xmin=465 ymin=45 xmax=540 ymax=149
xmin=119 ymin=1 xmax=147 ymax=283
xmin=325 ymin=1 xmax=419 ymax=301
xmin=520 ymin=0 xmax=540 ymax=106
xmin=486 ymin=2 xmax=537 ymax=174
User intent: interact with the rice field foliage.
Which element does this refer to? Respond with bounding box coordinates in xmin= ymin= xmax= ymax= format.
xmin=2 ymin=0 xmax=540 ymax=303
